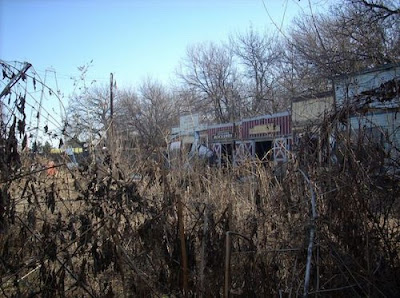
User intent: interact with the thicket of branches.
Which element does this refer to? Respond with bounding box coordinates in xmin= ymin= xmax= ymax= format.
xmin=1 ymin=0 xmax=399 ymax=297
xmin=1 ymin=100 xmax=399 ymax=296
xmin=65 ymin=1 xmax=399 ymax=152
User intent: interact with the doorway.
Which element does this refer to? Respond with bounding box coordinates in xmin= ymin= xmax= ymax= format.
xmin=255 ymin=140 xmax=273 ymax=161
xmin=221 ymin=143 xmax=233 ymax=166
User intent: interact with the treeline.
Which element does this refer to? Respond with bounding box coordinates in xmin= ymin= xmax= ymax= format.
xmin=67 ymin=0 xmax=400 ymax=153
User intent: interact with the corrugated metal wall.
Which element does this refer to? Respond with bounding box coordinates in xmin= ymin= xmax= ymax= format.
xmin=349 ymin=111 xmax=400 ymax=153
xmin=206 ymin=113 xmax=292 ymax=142
xmin=240 ymin=113 xmax=291 ymax=139
xmin=207 ymin=124 xmax=234 ymax=142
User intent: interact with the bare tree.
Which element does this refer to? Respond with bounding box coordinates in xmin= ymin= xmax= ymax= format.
xmin=116 ymin=78 xmax=178 ymax=154
xmin=354 ymin=0 xmax=400 ymax=16
xmin=178 ymin=42 xmax=242 ymax=122
xmin=173 ymin=87 xmax=210 ymax=120
xmin=67 ymin=84 xmax=111 ymax=142
xmin=343 ymin=0 xmax=400 ymax=61
xmin=283 ymin=0 xmax=400 ymax=94
xmin=230 ymin=27 xmax=284 ymax=114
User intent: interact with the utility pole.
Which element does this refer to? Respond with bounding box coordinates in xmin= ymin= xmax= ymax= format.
xmin=110 ymin=72 xmax=114 ymax=134
xmin=108 ymin=73 xmax=114 ymax=172
xmin=108 ymin=72 xmax=114 ymax=148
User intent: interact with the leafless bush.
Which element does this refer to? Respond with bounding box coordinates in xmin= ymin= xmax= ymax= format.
xmin=1 ymin=63 xmax=399 ymax=296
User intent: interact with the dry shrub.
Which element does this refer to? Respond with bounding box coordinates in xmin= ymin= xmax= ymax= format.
xmin=1 ymin=107 xmax=399 ymax=297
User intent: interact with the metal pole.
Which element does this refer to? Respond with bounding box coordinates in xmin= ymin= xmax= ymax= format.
xmin=299 ymin=169 xmax=317 ymax=298
xmin=177 ymin=194 xmax=189 ymax=296
xmin=110 ymin=73 xmax=113 ymax=128
xmin=199 ymin=205 xmax=208 ymax=297
xmin=110 ymin=72 xmax=114 ymax=142
xmin=109 ymin=73 xmax=114 ymax=169
xmin=224 ymin=231 xmax=231 ymax=298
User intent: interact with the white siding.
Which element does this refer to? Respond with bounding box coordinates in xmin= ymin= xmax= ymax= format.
xmin=334 ymin=64 xmax=400 ymax=108
xmin=349 ymin=111 xmax=400 ymax=157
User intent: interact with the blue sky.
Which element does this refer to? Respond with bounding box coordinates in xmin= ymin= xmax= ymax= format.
xmin=1 ymin=0 xmax=333 ymax=144
xmin=0 ymin=0 xmax=329 ymax=94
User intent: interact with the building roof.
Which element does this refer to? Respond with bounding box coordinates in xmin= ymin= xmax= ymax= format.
xmin=333 ymin=62 xmax=400 ymax=81
xmin=292 ymin=91 xmax=333 ymax=103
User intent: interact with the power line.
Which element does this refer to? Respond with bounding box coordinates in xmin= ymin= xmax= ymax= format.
xmin=33 ymin=68 xmax=109 ymax=82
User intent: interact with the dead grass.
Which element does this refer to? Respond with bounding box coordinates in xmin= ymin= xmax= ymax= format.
xmin=1 ymin=116 xmax=400 ymax=297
